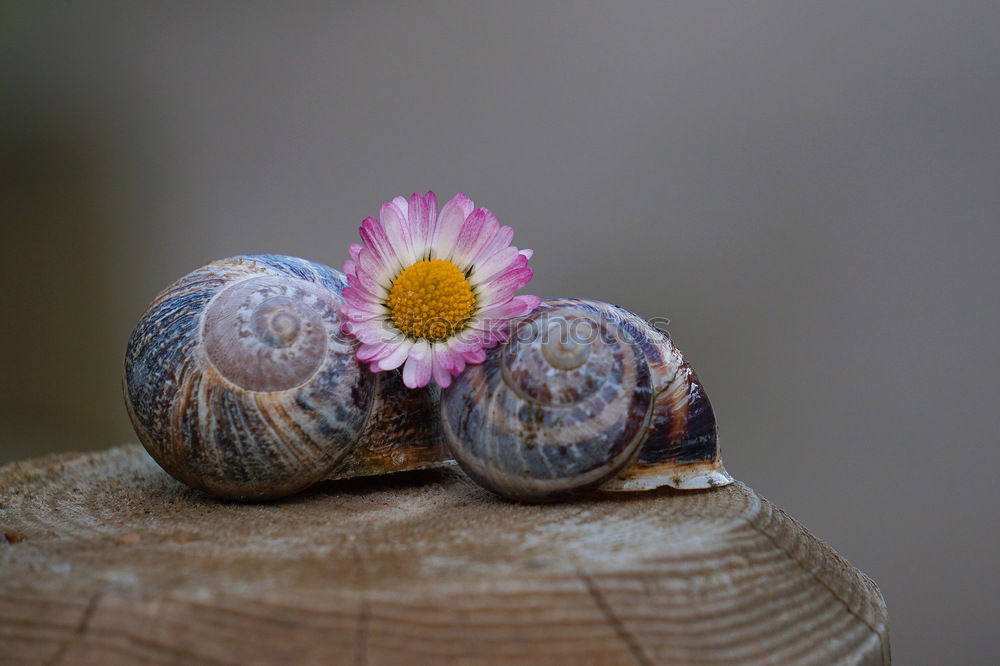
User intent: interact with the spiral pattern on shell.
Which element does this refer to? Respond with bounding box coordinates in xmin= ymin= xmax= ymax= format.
xmin=441 ymin=299 xmax=656 ymax=501
xmin=124 ymin=255 xmax=374 ymax=500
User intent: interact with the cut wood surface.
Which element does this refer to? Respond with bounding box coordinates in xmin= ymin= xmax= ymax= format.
xmin=0 ymin=445 xmax=889 ymax=665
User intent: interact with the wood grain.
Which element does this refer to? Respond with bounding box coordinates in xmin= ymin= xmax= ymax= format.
xmin=0 ymin=445 xmax=889 ymax=665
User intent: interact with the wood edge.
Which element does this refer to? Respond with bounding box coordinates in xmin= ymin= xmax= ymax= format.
xmin=739 ymin=484 xmax=891 ymax=663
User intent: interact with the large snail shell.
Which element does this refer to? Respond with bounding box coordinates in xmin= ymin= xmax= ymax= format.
xmin=124 ymin=255 xmax=446 ymax=501
xmin=440 ymin=298 xmax=732 ymax=501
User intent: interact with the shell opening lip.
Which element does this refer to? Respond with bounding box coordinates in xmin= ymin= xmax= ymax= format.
xmin=600 ymin=463 xmax=734 ymax=492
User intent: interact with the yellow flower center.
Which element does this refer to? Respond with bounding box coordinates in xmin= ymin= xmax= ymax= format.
xmin=387 ymin=259 xmax=476 ymax=341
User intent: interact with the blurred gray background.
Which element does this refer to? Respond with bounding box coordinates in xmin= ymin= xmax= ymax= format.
xmin=2 ymin=2 xmax=998 ymax=662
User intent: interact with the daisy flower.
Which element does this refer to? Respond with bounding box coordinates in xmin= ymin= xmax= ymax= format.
xmin=341 ymin=191 xmax=540 ymax=389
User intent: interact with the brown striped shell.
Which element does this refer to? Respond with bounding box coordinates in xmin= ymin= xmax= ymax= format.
xmin=440 ymin=299 xmax=732 ymax=501
xmin=123 ymin=255 xmax=445 ymax=501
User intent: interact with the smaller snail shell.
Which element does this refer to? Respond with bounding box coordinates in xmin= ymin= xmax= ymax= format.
xmin=440 ymin=299 xmax=732 ymax=502
xmin=441 ymin=300 xmax=654 ymax=501
xmin=124 ymin=255 xmax=447 ymax=501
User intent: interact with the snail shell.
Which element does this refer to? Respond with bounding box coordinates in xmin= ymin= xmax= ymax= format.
xmin=124 ymin=255 xmax=445 ymax=501
xmin=440 ymin=298 xmax=732 ymax=501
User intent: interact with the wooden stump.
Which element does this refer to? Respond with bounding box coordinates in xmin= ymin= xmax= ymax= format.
xmin=0 ymin=445 xmax=889 ymax=665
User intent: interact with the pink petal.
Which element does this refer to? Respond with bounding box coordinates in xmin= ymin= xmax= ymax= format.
xmin=358 ymin=247 xmax=392 ymax=288
xmin=409 ymin=339 xmax=430 ymax=360
xmin=468 ymin=210 xmax=501 ymax=259
xmin=347 ymin=270 xmax=386 ymax=302
xmin=433 ymin=193 xmax=474 ymax=259
xmin=471 ymin=225 xmax=515 ymax=267
xmin=354 ymin=268 xmax=389 ymax=298
xmin=341 ymin=307 xmax=383 ymax=323
xmin=349 ymin=243 xmax=363 ymax=261
xmin=408 ymin=191 xmax=437 ymax=255
xmin=342 ymin=286 xmax=383 ymax=312
xmin=360 ymin=216 xmax=401 ymax=273
xmin=465 ymin=317 xmax=507 ymax=339
xmin=438 ymin=344 xmax=466 ymax=375
xmin=434 ymin=344 xmax=455 ymax=371
xmin=347 ymin=319 xmax=399 ymax=344
xmin=514 ymin=294 xmax=542 ymax=313
xmin=477 ymin=294 xmax=541 ymax=320
xmin=460 ymin=348 xmax=487 ymax=365
xmin=430 ymin=348 xmax=453 ymax=388
xmin=441 ymin=335 xmax=482 ymax=353
xmin=343 ymin=318 xmax=378 ymax=337
xmin=377 ymin=339 xmax=414 ymax=371
xmin=519 ymin=248 xmax=533 ymax=260
xmin=469 ymin=245 xmax=520 ymax=285
xmin=482 ymin=328 xmax=509 ymax=348
xmin=477 ymin=266 xmax=534 ymax=307
xmin=402 ymin=350 xmax=433 ymax=388
xmin=357 ymin=341 xmax=394 ymax=362
xmin=452 ymin=209 xmax=498 ymax=269
xmin=342 ymin=259 xmax=356 ymax=275
xmin=380 ymin=201 xmax=416 ymax=267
